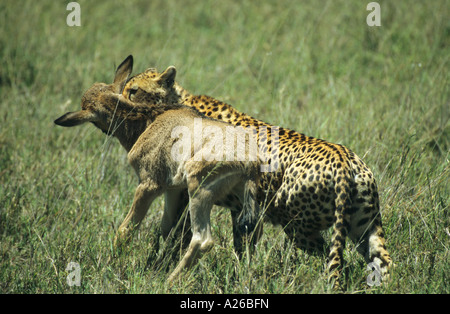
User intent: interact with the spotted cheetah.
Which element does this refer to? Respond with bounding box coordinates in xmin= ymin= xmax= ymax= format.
xmin=122 ymin=65 xmax=392 ymax=284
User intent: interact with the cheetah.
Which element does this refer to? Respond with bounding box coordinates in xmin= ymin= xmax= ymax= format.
xmin=122 ymin=64 xmax=393 ymax=285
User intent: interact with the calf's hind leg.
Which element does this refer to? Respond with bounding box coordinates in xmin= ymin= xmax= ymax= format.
xmin=168 ymin=186 xmax=215 ymax=282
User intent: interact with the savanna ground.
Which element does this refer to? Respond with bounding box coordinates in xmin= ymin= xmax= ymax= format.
xmin=0 ymin=0 xmax=448 ymax=294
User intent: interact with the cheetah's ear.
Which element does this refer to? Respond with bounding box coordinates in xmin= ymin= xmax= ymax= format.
xmin=157 ymin=66 xmax=176 ymax=88
xmin=113 ymin=55 xmax=133 ymax=91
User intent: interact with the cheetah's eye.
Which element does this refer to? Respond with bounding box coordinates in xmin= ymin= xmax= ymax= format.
xmin=128 ymin=86 xmax=138 ymax=100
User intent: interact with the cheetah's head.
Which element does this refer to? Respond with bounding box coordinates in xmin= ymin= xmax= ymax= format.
xmin=122 ymin=66 xmax=179 ymax=105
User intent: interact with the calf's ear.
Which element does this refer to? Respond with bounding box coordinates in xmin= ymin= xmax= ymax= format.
xmin=113 ymin=55 xmax=134 ymax=91
xmin=54 ymin=111 xmax=98 ymax=127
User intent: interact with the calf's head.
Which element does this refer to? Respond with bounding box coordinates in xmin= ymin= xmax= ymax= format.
xmin=54 ymin=55 xmax=134 ymax=134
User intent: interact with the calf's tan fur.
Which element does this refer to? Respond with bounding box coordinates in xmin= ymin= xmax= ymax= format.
xmin=54 ymin=56 xmax=262 ymax=281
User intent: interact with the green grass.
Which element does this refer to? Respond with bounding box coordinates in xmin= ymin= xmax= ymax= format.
xmin=0 ymin=0 xmax=448 ymax=293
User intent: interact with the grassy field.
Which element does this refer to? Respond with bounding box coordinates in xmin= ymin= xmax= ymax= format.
xmin=0 ymin=0 xmax=448 ymax=294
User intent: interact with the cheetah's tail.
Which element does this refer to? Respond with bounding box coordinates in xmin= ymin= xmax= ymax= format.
xmin=327 ymin=162 xmax=353 ymax=283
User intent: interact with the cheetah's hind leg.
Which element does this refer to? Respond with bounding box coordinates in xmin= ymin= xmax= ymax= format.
xmin=352 ymin=223 xmax=393 ymax=283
